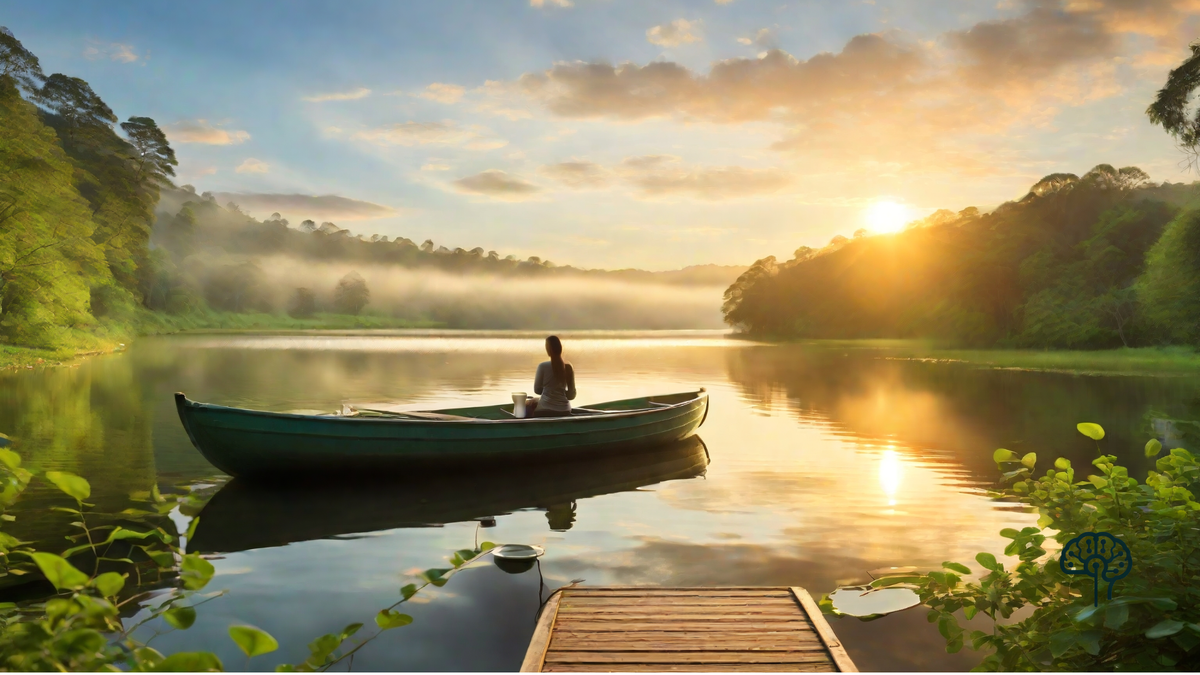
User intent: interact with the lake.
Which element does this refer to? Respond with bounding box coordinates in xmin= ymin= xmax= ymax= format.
xmin=2 ymin=330 xmax=1197 ymax=671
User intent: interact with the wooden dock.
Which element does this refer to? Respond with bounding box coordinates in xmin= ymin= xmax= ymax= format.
xmin=521 ymin=587 xmax=857 ymax=673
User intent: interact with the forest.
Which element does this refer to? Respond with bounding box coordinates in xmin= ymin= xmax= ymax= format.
xmin=722 ymin=168 xmax=1200 ymax=348
xmin=0 ymin=27 xmax=741 ymax=358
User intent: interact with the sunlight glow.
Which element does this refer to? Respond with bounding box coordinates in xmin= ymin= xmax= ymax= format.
xmin=879 ymin=449 xmax=903 ymax=506
xmin=865 ymin=200 xmax=912 ymax=234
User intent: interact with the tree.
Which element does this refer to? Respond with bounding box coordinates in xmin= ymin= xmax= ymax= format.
xmin=36 ymin=74 xmax=117 ymax=143
xmin=0 ymin=78 xmax=108 ymax=347
xmin=1136 ymin=208 xmax=1200 ymax=344
xmin=420 ymin=239 xmax=434 ymax=253
xmin=288 ymin=287 xmax=316 ymax=318
xmin=1029 ymin=173 xmax=1079 ymax=197
xmin=300 ymin=219 xmax=317 ymax=232
xmin=1148 ymin=40 xmax=1200 ymax=162
xmin=119 ymin=116 xmax=177 ymax=188
xmin=0 ymin=26 xmax=44 ymax=95
xmin=333 ymin=271 xmax=369 ymax=315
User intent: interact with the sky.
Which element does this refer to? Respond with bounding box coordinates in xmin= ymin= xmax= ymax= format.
xmin=6 ymin=0 xmax=1200 ymax=270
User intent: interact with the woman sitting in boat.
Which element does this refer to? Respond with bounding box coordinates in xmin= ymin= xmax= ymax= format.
xmin=528 ymin=335 xmax=576 ymax=418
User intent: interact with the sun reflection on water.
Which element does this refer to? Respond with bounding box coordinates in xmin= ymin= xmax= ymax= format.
xmin=879 ymin=448 xmax=903 ymax=507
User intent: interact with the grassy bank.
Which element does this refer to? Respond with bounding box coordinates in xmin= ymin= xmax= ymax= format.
xmin=1 ymin=311 xmax=441 ymax=370
xmin=789 ymin=339 xmax=1200 ymax=375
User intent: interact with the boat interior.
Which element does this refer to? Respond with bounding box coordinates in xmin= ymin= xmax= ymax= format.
xmin=340 ymin=390 xmax=704 ymax=421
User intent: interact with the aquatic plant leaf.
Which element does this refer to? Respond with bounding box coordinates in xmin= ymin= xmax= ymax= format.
xmin=1104 ymin=603 xmax=1129 ymax=630
xmin=0 ymin=448 xmax=20 ymax=470
xmin=180 ymin=554 xmax=215 ymax=590
xmin=1146 ymin=439 xmax=1163 ymax=458
xmin=93 ymin=571 xmax=124 ymax=597
xmin=340 ymin=622 xmax=362 ymax=639
xmin=154 ymin=651 xmax=223 ymax=671
xmin=44 ymin=471 xmax=90 ymax=501
xmin=229 ymin=625 xmax=279 ymax=657
xmin=479 ymin=541 xmax=496 ymax=551
xmin=419 ymin=568 xmax=452 ymax=587
xmin=1020 ymin=453 xmax=1037 ymax=469
xmin=375 ymin=610 xmax=413 ymax=630
xmin=1054 ymin=457 xmax=1071 ymax=470
xmin=975 ymin=552 xmax=999 ymax=571
xmin=1147 ymin=619 xmax=1185 ymax=639
xmin=29 ymin=552 xmax=88 ymax=590
xmin=942 ymin=562 xmax=971 ymax=575
xmin=1077 ymin=423 xmax=1105 ymax=440
xmin=993 ymin=449 xmax=1016 ymax=463
xmin=164 ymin=606 xmax=196 ymax=630
xmin=400 ymin=583 xmax=418 ymax=599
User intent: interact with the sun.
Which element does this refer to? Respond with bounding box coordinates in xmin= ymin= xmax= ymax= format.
xmin=865 ymin=200 xmax=911 ymax=234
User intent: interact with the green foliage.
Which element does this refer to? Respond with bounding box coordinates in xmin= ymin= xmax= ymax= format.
xmin=0 ymin=442 xmax=496 ymax=672
xmin=913 ymin=422 xmax=1200 ymax=670
xmin=721 ymin=169 xmax=1192 ymax=348
xmin=332 ymin=271 xmax=369 ymax=315
xmin=228 ymin=625 xmax=278 ymax=658
xmin=1148 ymin=39 xmax=1200 ymax=155
xmin=1137 ymin=208 xmax=1200 ymax=345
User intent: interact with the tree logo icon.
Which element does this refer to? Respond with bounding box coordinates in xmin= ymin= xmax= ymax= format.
xmin=1059 ymin=532 xmax=1131 ymax=606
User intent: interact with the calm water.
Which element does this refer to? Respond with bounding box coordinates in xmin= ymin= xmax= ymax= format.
xmin=2 ymin=331 xmax=1198 ymax=671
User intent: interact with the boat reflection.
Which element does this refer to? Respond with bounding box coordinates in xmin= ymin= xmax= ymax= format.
xmin=188 ymin=435 xmax=709 ymax=554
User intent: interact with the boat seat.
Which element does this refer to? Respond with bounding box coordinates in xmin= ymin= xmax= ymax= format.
xmin=389 ymin=411 xmax=478 ymax=421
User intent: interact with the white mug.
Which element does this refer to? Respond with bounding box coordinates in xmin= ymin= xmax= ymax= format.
xmin=512 ymin=392 xmax=527 ymax=418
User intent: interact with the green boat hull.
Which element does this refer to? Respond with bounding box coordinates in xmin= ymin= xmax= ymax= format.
xmin=175 ymin=389 xmax=708 ymax=478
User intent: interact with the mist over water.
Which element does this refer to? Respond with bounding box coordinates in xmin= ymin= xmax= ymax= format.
xmin=254 ymin=256 xmax=728 ymax=328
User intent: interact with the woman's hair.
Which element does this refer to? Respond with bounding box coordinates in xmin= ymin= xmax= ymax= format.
xmin=546 ymin=335 xmax=566 ymax=381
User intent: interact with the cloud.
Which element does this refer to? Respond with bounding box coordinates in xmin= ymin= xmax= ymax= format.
xmin=235 ymin=158 xmax=270 ymax=174
xmin=417 ymin=83 xmax=466 ymax=104
xmin=421 ymin=162 xmax=452 ymax=172
xmin=82 ymin=41 xmax=139 ymax=63
xmin=715 ymin=0 xmax=736 ymax=4
xmin=616 ymin=155 xmax=792 ymax=200
xmin=451 ymin=170 xmax=541 ymax=200
xmin=514 ymin=0 xmax=1200 ymax=175
xmin=164 ymin=120 xmax=251 ymax=145
xmin=537 ymin=156 xmax=792 ymax=199
xmin=737 ymin=28 xmax=777 ymax=48
xmin=211 ymin=193 xmax=399 ymax=221
xmin=538 ymin=161 xmax=612 ymax=188
xmin=302 ymin=87 xmax=372 ymax=102
xmin=530 ymin=0 xmax=572 ymax=6
xmin=646 ymin=19 xmax=703 ymax=47
xmin=351 ymin=121 xmax=506 ymax=150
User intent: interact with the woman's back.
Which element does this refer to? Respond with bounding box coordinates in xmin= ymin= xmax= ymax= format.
xmin=534 ymin=360 xmax=576 ymax=412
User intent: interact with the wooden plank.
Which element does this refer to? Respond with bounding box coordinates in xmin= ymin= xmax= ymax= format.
xmin=791 ymin=587 xmax=858 ymax=673
xmin=559 ymin=605 xmax=801 ymax=616
xmin=567 ymin=586 xmax=788 ymax=591
xmin=550 ymin=637 xmax=827 ymax=652
xmin=560 ymin=597 xmax=801 ymax=607
xmin=551 ymin=621 xmax=815 ymax=632
xmin=552 ymin=612 xmax=807 ymax=622
xmin=551 ymin=631 xmax=822 ymax=644
xmin=563 ymin=589 xmax=790 ymax=596
xmin=544 ymin=658 xmax=835 ymax=667
xmin=543 ymin=651 xmax=834 ymax=664
xmin=520 ymin=591 xmax=561 ymax=673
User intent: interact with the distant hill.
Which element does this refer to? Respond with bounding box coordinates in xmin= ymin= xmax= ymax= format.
xmin=156 ymin=186 xmax=746 ymax=287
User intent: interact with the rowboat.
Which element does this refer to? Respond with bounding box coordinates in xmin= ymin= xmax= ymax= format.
xmin=174 ymin=389 xmax=708 ymax=479
xmin=188 ymin=434 xmax=709 ymax=553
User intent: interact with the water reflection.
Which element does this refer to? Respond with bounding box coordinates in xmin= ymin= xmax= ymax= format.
xmin=189 ymin=436 xmax=709 ymax=554
xmin=3 ymin=333 xmax=1199 ymax=671
xmin=879 ymin=449 xmax=903 ymax=508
